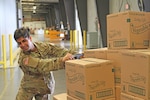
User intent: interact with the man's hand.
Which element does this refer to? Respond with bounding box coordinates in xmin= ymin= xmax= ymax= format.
xmin=62 ymin=53 xmax=74 ymax=62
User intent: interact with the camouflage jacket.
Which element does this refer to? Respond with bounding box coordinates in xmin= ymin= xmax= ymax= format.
xmin=18 ymin=42 xmax=72 ymax=94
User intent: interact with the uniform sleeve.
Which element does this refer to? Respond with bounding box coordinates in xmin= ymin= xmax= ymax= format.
xmin=38 ymin=42 xmax=76 ymax=57
xmin=18 ymin=42 xmax=76 ymax=74
xmin=47 ymin=43 xmax=69 ymax=57
xmin=21 ymin=56 xmax=65 ymax=74
xmin=37 ymin=57 xmax=65 ymax=73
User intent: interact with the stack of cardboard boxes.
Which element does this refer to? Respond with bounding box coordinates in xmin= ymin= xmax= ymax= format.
xmin=81 ymin=11 xmax=150 ymax=100
xmin=83 ymin=11 xmax=150 ymax=100
xmin=53 ymin=11 xmax=150 ymax=100
xmin=107 ymin=11 xmax=150 ymax=100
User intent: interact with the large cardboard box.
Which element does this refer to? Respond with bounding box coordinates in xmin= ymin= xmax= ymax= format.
xmin=53 ymin=93 xmax=79 ymax=100
xmin=65 ymin=58 xmax=115 ymax=100
xmin=107 ymin=49 xmax=150 ymax=85
xmin=67 ymin=95 xmax=79 ymax=100
xmin=121 ymin=93 xmax=144 ymax=100
xmin=105 ymin=98 xmax=116 ymax=100
xmin=115 ymin=86 xmax=121 ymax=100
xmin=107 ymin=11 xmax=150 ymax=49
xmin=107 ymin=49 xmax=122 ymax=85
xmin=84 ymin=48 xmax=107 ymax=59
xmin=53 ymin=93 xmax=67 ymax=100
xmin=121 ymin=50 xmax=150 ymax=99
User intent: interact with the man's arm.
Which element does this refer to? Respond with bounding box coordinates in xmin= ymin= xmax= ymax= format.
xmin=22 ymin=53 xmax=74 ymax=74
xmin=45 ymin=42 xmax=76 ymax=57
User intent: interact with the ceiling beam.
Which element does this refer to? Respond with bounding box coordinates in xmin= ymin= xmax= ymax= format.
xmin=23 ymin=10 xmax=49 ymax=13
xmin=21 ymin=1 xmax=59 ymax=4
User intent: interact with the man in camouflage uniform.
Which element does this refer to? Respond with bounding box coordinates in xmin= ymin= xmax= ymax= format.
xmin=14 ymin=27 xmax=75 ymax=100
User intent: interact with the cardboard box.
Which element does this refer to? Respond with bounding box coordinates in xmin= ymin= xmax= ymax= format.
xmin=107 ymin=49 xmax=122 ymax=85
xmin=121 ymin=93 xmax=135 ymax=100
xmin=105 ymin=98 xmax=116 ymax=100
xmin=107 ymin=49 xmax=150 ymax=85
xmin=115 ymin=85 xmax=121 ymax=100
xmin=107 ymin=11 xmax=150 ymax=49
xmin=65 ymin=58 xmax=115 ymax=100
xmin=134 ymin=97 xmax=145 ymax=100
xmin=84 ymin=48 xmax=107 ymax=59
xmin=53 ymin=93 xmax=67 ymax=100
xmin=67 ymin=94 xmax=115 ymax=100
xmin=67 ymin=95 xmax=79 ymax=100
xmin=121 ymin=50 xmax=150 ymax=99
xmin=121 ymin=93 xmax=144 ymax=100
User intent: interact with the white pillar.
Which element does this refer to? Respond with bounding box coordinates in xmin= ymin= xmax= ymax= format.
xmin=87 ymin=0 xmax=97 ymax=32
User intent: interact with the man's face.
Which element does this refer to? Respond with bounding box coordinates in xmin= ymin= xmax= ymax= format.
xmin=16 ymin=36 xmax=32 ymax=51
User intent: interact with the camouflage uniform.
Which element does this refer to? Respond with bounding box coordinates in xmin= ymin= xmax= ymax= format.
xmin=16 ymin=42 xmax=72 ymax=100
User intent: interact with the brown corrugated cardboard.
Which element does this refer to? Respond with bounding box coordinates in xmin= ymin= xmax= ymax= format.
xmin=115 ymin=85 xmax=121 ymax=100
xmin=121 ymin=93 xmax=144 ymax=100
xmin=84 ymin=48 xmax=107 ymax=59
xmin=105 ymin=98 xmax=116 ymax=100
xmin=121 ymin=50 xmax=150 ymax=99
xmin=53 ymin=93 xmax=67 ymax=100
xmin=107 ymin=49 xmax=122 ymax=85
xmin=107 ymin=11 xmax=150 ymax=49
xmin=67 ymin=95 xmax=79 ymax=100
xmin=65 ymin=58 xmax=115 ymax=100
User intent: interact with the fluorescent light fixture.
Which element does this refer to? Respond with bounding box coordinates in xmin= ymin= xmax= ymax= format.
xmin=33 ymin=5 xmax=36 ymax=9
xmin=33 ymin=10 xmax=36 ymax=13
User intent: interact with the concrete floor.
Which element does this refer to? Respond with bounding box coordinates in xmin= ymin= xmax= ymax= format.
xmin=0 ymin=34 xmax=83 ymax=100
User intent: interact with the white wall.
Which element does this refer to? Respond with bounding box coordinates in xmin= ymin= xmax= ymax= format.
xmin=0 ymin=0 xmax=17 ymax=60
xmin=23 ymin=21 xmax=46 ymax=29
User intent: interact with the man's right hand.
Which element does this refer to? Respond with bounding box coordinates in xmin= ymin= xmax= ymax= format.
xmin=62 ymin=53 xmax=74 ymax=62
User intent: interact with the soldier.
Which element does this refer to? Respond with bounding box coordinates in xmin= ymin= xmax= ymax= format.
xmin=14 ymin=27 xmax=75 ymax=100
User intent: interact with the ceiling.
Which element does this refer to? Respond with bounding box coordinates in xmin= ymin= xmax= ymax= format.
xmin=21 ymin=0 xmax=59 ymax=14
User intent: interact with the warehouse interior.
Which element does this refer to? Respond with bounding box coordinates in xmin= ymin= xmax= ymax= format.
xmin=1 ymin=0 xmax=150 ymax=100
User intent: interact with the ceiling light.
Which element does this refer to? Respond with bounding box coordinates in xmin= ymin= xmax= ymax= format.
xmin=33 ymin=10 xmax=36 ymax=14
xmin=33 ymin=5 xmax=36 ymax=9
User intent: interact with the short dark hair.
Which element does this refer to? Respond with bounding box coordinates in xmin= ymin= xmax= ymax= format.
xmin=14 ymin=27 xmax=30 ymax=41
